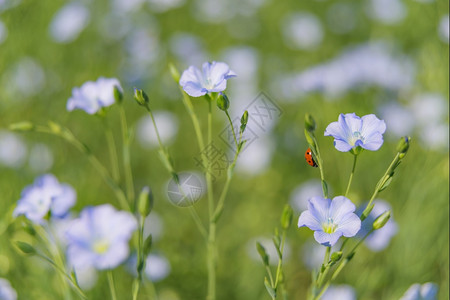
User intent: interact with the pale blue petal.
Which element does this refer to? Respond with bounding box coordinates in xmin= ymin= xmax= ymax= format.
xmin=361 ymin=132 xmax=384 ymax=151
xmin=314 ymin=231 xmax=342 ymax=246
xmin=400 ymin=284 xmax=421 ymax=300
xmin=308 ymin=196 xmax=331 ymax=223
xmin=329 ymin=196 xmax=356 ymax=223
xmin=324 ymin=121 xmax=346 ymax=140
xmin=96 ymin=243 xmax=129 ymax=270
xmin=182 ymin=82 xmax=207 ymax=97
xmin=361 ymin=114 xmax=386 ymax=135
xmin=421 ymin=282 xmax=438 ymax=300
xmin=179 ymin=66 xmax=201 ymax=86
xmin=337 ymin=213 xmax=361 ymax=237
xmin=334 ymin=139 xmax=353 ymax=152
xmin=343 ymin=113 xmax=362 ymax=135
xmin=209 ymin=62 xmax=230 ymax=86
xmin=209 ymin=79 xmax=227 ymax=93
xmin=298 ymin=210 xmax=322 ymax=231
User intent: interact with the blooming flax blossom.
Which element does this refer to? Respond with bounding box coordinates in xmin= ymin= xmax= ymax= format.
xmin=179 ymin=61 xmax=236 ymax=97
xmin=67 ymin=77 xmax=122 ymax=114
xmin=298 ymin=196 xmax=361 ymax=246
xmin=65 ymin=204 xmax=137 ymax=270
xmin=399 ymin=282 xmax=438 ymax=300
xmin=13 ymin=174 xmax=76 ymax=224
xmin=324 ymin=113 xmax=386 ymax=152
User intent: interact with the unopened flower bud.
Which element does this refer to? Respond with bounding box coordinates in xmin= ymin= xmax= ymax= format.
xmin=168 ymin=63 xmax=180 ymax=82
xmin=216 ymin=93 xmax=230 ymax=111
xmin=134 ymin=88 xmax=149 ymax=106
xmin=138 ymin=186 xmax=153 ymax=217
xmin=305 ymin=113 xmax=316 ymax=132
xmin=114 ymin=85 xmax=123 ymax=104
xmin=240 ymin=110 xmax=248 ymax=132
xmin=280 ymin=204 xmax=293 ymax=230
xmin=16 ymin=241 xmax=36 ymax=255
xmin=373 ymin=211 xmax=391 ymax=230
xmin=256 ymin=242 xmax=269 ymax=266
xmin=330 ymin=251 xmax=343 ymax=262
xmin=397 ymin=136 xmax=411 ymax=154
xmin=9 ymin=122 xmax=34 ymax=131
xmin=143 ymin=235 xmax=153 ymax=256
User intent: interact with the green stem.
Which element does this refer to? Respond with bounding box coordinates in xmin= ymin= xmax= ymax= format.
xmin=344 ymin=155 xmax=358 ymax=197
xmin=224 ymin=110 xmax=238 ymax=148
xmin=119 ymin=105 xmax=135 ymax=204
xmin=311 ymin=137 xmax=327 ymax=198
xmin=274 ymin=229 xmax=287 ymax=287
xmin=179 ymin=87 xmax=206 ymax=154
xmin=104 ymin=122 xmax=120 ymax=183
xmin=206 ymin=98 xmax=216 ymax=300
xmin=213 ymin=130 xmax=243 ymax=220
xmin=107 ymin=271 xmax=118 ymax=300
xmin=35 ymin=125 xmax=129 ymax=210
xmin=314 ymin=231 xmax=373 ymax=300
xmin=144 ymin=101 xmax=208 ymax=238
xmin=36 ymin=253 xmax=87 ymax=299
xmin=362 ymin=153 xmax=401 ymax=220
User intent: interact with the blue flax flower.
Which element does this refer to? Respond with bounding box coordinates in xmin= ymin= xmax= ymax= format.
xmin=179 ymin=61 xmax=236 ymax=97
xmin=324 ymin=113 xmax=386 ymax=152
xmin=298 ymin=196 xmax=361 ymax=246
xmin=65 ymin=204 xmax=137 ymax=270
xmin=67 ymin=77 xmax=122 ymax=114
xmin=13 ymin=174 xmax=76 ymax=224
xmin=400 ymin=282 xmax=438 ymax=300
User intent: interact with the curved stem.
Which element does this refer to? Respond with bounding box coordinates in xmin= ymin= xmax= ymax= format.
xmin=104 ymin=122 xmax=120 ymax=183
xmin=35 ymin=126 xmax=130 ymax=211
xmin=107 ymin=271 xmax=118 ymax=300
xmin=362 ymin=153 xmax=401 ymax=220
xmin=344 ymin=155 xmax=358 ymax=197
xmin=312 ymin=136 xmax=327 ymax=198
xmin=224 ymin=110 xmax=238 ymax=149
xmin=119 ymin=105 xmax=135 ymax=204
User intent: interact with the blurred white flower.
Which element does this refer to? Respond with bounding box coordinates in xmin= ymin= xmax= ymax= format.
xmin=282 ymin=12 xmax=323 ymax=50
xmin=419 ymin=123 xmax=449 ymax=150
xmin=145 ymin=254 xmax=171 ymax=282
xmin=74 ymin=266 xmax=98 ymax=291
xmin=137 ymin=111 xmax=178 ymax=149
xmin=367 ymin=0 xmax=406 ymax=25
xmin=3 ymin=57 xmax=46 ymax=98
xmin=410 ymin=93 xmax=447 ymax=124
xmin=0 ymin=131 xmax=27 ymax=169
xmin=111 ymin=0 xmax=145 ymax=13
xmin=49 ymin=2 xmax=90 ymax=43
xmin=236 ymin=137 xmax=273 ymax=176
xmin=247 ymin=237 xmax=291 ymax=266
xmin=169 ymin=33 xmax=208 ymax=67
xmin=28 ymin=144 xmax=53 ymax=173
xmin=439 ymin=15 xmax=449 ymax=44
xmin=276 ymin=42 xmax=414 ymax=99
xmin=400 ymin=282 xmax=438 ymax=300
xmin=193 ymin=0 xmax=266 ymax=23
xmin=143 ymin=212 xmax=164 ymax=241
xmin=378 ymin=102 xmax=414 ymax=137
xmin=357 ymin=200 xmax=398 ymax=251
xmin=0 ymin=19 xmax=7 ymax=44
xmin=289 ymin=179 xmax=323 ymax=212
xmin=322 ymin=284 xmax=356 ymax=300
xmin=301 ymin=240 xmax=326 ymax=270
xmin=0 ymin=278 xmax=17 ymax=300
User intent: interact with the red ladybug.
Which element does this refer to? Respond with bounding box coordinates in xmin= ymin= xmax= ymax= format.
xmin=305 ymin=147 xmax=318 ymax=167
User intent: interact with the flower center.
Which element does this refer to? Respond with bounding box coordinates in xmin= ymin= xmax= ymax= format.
xmin=322 ymin=217 xmax=337 ymax=234
xmin=93 ymin=239 xmax=110 ymax=254
xmin=351 ymin=131 xmax=364 ymax=145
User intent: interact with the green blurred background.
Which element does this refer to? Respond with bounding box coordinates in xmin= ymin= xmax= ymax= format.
xmin=0 ymin=0 xmax=448 ymax=299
